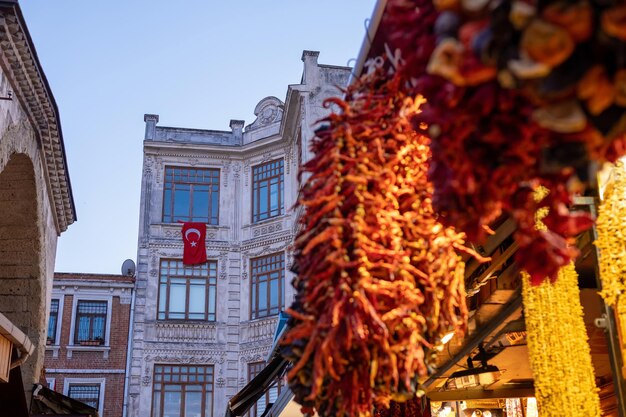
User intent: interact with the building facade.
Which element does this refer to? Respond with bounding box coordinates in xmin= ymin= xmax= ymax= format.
xmin=0 ymin=2 xmax=76 ymax=415
xmin=44 ymin=272 xmax=134 ymax=417
xmin=126 ymin=51 xmax=350 ymax=417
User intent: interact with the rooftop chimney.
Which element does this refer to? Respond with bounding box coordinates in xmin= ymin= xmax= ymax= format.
xmin=144 ymin=114 xmax=159 ymax=140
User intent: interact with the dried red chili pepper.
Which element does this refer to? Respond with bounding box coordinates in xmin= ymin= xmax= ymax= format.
xmin=382 ymin=0 xmax=599 ymax=282
xmin=281 ymin=69 xmax=471 ymax=417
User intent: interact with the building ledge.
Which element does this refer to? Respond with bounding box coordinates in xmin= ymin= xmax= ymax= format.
xmin=0 ymin=312 xmax=34 ymax=370
xmin=45 ymin=344 xmax=60 ymax=359
xmin=66 ymin=344 xmax=110 ymax=359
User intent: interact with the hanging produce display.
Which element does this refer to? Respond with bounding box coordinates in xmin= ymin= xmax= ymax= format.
xmin=383 ymin=0 xmax=626 ymax=283
xmin=282 ymin=69 xmax=477 ymax=417
xmin=596 ymin=161 xmax=626 ymax=308
xmin=373 ymin=396 xmax=431 ymax=417
xmin=522 ymin=262 xmax=601 ymax=416
xmin=520 ymin=191 xmax=600 ymax=416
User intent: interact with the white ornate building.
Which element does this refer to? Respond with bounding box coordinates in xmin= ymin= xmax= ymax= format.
xmin=127 ymin=51 xmax=351 ymax=417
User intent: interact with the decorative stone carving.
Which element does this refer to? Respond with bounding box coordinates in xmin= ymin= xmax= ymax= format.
xmin=144 ymin=155 xmax=155 ymax=176
xmin=239 ymin=353 xmax=265 ymax=364
xmin=284 ymin=145 xmax=293 ymax=174
xmin=219 ymin=252 xmax=228 ymax=280
xmin=216 ymin=377 xmax=226 ymax=388
xmin=244 ymin=160 xmax=251 ymax=186
xmin=233 ymin=161 xmax=242 ymax=180
xmin=150 ymin=251 xmax=158 ymax=267
xmin=244 ymin=239 xmax=291 ymax=257
xmin=252 ymin=221 xmax=283 ymax=237
xmin=164 ymin=228 xmax=181 ymax=239
xmin=142 ymin=366 xmax=151 ymax=386
xmin=245 ymin=97 xmax=284 ymax=131
xmin=222 ymin=159 xmax=231 ymax=187
xmin=261 ymin=151 xmax=273 ymax=163
xmin=156 ymin=161 xmax=164 ymax=184
xmin=145 ymin=354 xmax=216 ymax=364
xmin=241 ymin=256 xmax=248 ymax=280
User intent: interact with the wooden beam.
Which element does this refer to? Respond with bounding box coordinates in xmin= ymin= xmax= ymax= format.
xmin=427 ymin=388 xmax=535 ymax=402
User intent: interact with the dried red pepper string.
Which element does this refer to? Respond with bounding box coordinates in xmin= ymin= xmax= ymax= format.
xmin=373 ymin=396 xmax=431 ymax=417
xmin=382 ymin=0 xmax=601 ymax=282
xmin=282 ymin=69 xmax=472 ymax=417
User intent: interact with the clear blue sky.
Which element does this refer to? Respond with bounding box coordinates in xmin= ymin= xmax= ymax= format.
xmin=21 ymin=1 xmax=376 ymax=274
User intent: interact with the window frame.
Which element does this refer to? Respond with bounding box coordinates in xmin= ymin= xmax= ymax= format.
xmin=162 ymin=166 xmax=220 ymax=225
xmin=151 ymin=364 xmax=214 ymax=417
xmin=47 ymin=296 xmax=64 ymax=346
xmin=157 ymin=259 xmax=218 ymax=322
xmin=251 ymin=159 xmax=284 ymax=223
xmin=69 ymin=296 xmax=112 ymax=347
xmin=73 ymin=300 xmax=108 ymax=345
xmin=64 ymin=377 xmax=105 ymax=416
xmin=46 ymin=377 xmax=56 ymax=391
xmin=250 ymin=252 xmax=285 ymax=320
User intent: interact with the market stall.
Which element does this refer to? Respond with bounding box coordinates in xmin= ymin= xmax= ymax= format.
xmin=253 ymin=1 xmax=626 ymax=417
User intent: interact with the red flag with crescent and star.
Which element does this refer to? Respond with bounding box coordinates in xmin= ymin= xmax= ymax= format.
xmin=182 ymin=222 xmax=207 ymax=265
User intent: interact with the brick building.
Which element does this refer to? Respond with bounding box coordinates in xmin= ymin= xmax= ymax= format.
xmin=44 ymin=272 xmax=134 ymax=417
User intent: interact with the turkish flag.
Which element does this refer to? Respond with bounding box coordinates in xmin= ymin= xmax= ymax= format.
xmin=182 ymin=222 xmax=207 ymax=265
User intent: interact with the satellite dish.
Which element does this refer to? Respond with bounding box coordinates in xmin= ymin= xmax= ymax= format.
xmin=121 ymin=259 xmax=136 ymax=277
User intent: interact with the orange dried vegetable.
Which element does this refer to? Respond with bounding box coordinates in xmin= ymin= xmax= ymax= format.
xmin=281 ymin=69 xmax=473 ymax=417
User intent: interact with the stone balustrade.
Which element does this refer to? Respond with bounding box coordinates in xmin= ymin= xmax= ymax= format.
xmin=152 ymin=322 xmax=218 ymax=343
xmin=240 ymin=317 xmax=278 ymax=343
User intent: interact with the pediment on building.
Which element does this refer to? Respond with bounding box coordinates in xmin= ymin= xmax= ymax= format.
xmin=245 ymin=97 xmax=284 ymax=131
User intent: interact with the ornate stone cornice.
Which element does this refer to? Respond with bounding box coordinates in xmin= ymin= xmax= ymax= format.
xmin=144 ymin=348 xmax=226 ymax=365
xmin=144 ymin=135 xmax=293 ymax=160
xmin=241 ymin=232 xmax=293 ymax=251
xmin=148 ymin=241 xmax=231 ymax=252
xmin=0 ymin=5 xmax=76 ymax=233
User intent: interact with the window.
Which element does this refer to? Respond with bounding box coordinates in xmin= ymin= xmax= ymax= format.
xmin=68 ymin=383 xmax=101 ymax=409
xmin=248 ymin=362 xmax=282 ymax=417
xmin=74 ymin=301 xmax=107 ymax=345
xmin=46 ymin=378 xmax=56 ymax=391
xmin=152 ymin=365 xmax=214 ymax=417
xmin=250 ymin=253 xmax=284 ymax=319
xmin=163 ymin=167 xmax=220 ymax=224
xmin=158 ymin=260 xmax=217 ymax=321
xmin=252 ymin=159 xmax=284 ymax=223
xmin=47 ymin=299 xmax=59 ymax=345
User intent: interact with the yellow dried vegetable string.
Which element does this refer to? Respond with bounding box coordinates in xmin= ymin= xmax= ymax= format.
xmin=596 ymin=161 xmax=626 ymax=308
xmin=521 ymin=189 xmax=601 ymax=417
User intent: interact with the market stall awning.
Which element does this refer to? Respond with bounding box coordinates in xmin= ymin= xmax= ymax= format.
xmin=30 ymin=383 xmax=99 ymax=417
xmin=224 ymin=355 xmax=288 ymax=417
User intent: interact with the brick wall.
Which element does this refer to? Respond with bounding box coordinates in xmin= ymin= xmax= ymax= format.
xmin=45 ymin=275 xmax=133 ymax=417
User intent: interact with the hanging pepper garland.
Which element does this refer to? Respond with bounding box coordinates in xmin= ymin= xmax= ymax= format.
xmin=522 ymin=263 xmax=602 ymax=417
xmin=281 ymin=69 xmax=478 ymax=417
xmin=596 ymin=161 xmax=626 ymax=308
xmin=520 ymin=191 xmax=600 ymax=416
xmin=595 ymin=161 xmax=626 ymax=369
xmin=373 ymin=396 xmax=431 ymax=417
xmin=382 ymin=0 xmax=626 ymax=283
